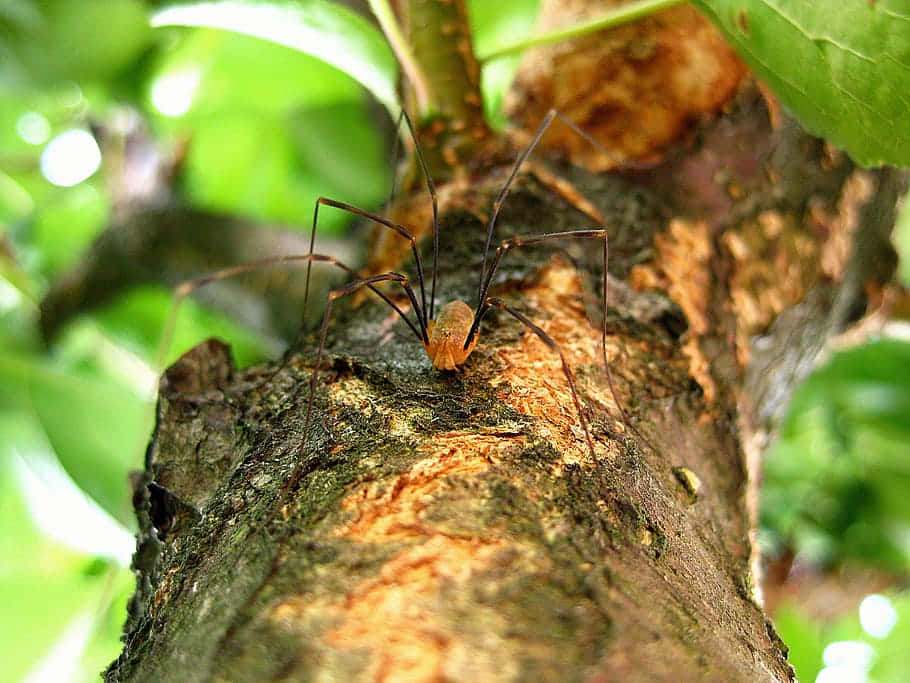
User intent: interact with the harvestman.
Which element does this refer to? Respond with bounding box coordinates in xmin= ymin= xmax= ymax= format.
xmin=165 ymin=109 xmax=630 ymax=461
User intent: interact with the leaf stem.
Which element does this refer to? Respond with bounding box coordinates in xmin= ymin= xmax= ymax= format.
xmin=367 ymin=0 xmax=432 ymax=115
xmin=477 ymin=0 xmax=684 ymax=62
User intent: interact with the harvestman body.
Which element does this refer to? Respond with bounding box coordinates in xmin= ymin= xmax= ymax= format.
xmin=167 ymin=109 xmax=629 ymax=461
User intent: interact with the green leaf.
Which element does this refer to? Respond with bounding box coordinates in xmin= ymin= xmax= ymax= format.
xmin=0 ymin=452 xmax=130 ymax=681
xmin=31 ymin=182 xmax=110 ymax=278
xmin=694 ymin=0 xmax=910 ymax=167
xmin=772 ymin=591 xmax=910 ymax=683
xmin=762 ymin=340 xmax=910 ymax=569
xmin=182 ymin=102 xmax=387 ymax=228
xmin=75 ymin=573 xmax=134 ymax=682
xmin=90 ymin=285 xmax=273 ymax=369
xmin=772 ymin=604 xmax=825 ymax=681
xmin=467 ymin=0 xmax=541 ymax=125
xmin=2 ymin=0 xmax=151 ymax=84
xmin=152 ymin=28 xmax=366 ymax=117
xmin=21 ymin=359 xmax=149 ymax=525
xmin=147 ymin=28 xmax=390 ymax=228
xmin=895 ymin=198 xmax=910 ymax=286
xmin=151 ymin=0 xmax=399 ymax=113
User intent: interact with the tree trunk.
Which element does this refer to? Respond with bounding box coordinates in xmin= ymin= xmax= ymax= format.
xmin=105 ymin=11 xmax=906 ymax=683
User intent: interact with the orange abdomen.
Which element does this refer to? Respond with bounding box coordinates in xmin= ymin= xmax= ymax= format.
xmin=423 ymin=300 xmax=477 ymax=371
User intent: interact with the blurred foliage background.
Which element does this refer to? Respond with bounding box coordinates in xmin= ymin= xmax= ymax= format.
xmin=0 ymin=1 xmax=908 ymax=681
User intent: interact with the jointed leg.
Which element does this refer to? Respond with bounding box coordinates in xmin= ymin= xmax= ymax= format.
xmin=468 ymin=228 xmax=630 ymax=429
xmin=474 ymin=228 xmax=608 ymax=325
xmin=278 ymin=268 xmax=425 ymax=527
xmin=158 ymin=254 xmax=425 ymax=380
xmin=386 ymin=110 xmax=441 ymax=321
xmin=484 ymin=297 xmax=596 ymax=460
xmin=306 ymin=198 xmax=431 ymax=336
xmin=301 ymin=110 xmax=441 ymax=342
xmin=303 ymin=271 xmax=423 ymax=438
xmin=469 ymin=228 xmax=609 ymax=383
xmin=477 ymin=108 xmax=637 ymax=306
xmin=469 ymin=108 xmax=639 ymax=431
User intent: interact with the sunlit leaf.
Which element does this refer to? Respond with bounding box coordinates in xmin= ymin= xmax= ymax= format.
xmin=772 ymin=604 xmax=825 ymax=682
xmin=149 ymin=30 xmax=390 ymax=228
xmin=151 ymin=0 xmax=399 ymax=113
xmin=90 ymin=285 xmax=273 ymax=369
xmin=153 ymin=28 xmax=366 ymax=117
xmin=897 ymin=199 xmax=910 ymax=285
xmin=31 ymin=182 xmax=110 ymax=277
xmin=773 ymin=591 xmax=910 ymax=683
xmin=0 ymin=455 xmax=128 ymax=682
xmin=182 ymin=105 xmax=387 ymax=229
xmin=694 ymin=0 xmax=910 ymax=167
xmin=75 ymin=574 xmax=133 ymax=682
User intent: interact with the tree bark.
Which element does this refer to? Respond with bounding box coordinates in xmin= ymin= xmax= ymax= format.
xmin=105 ymin=12 xmax=906 ymax=683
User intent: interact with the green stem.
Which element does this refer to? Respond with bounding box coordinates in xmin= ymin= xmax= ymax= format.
xmin=367 ymin=0 xmax=432 ymax=114
xmin=478 ymin=0 xmax=685 ymax=62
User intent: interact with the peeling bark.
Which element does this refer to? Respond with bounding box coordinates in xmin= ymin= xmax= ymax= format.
xmin=105 ymin=73 xmax=905 ymax=680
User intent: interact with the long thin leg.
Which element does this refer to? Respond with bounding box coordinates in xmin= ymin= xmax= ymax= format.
xmin=277 ymin=270 xmax=423 ymax=529
xmin=304 ymin=198 xmax=430 ymax=336
xmin=477 ymin=108 xmax=639 ymax=308
xmin=467 ymin=228 xmax=630 ymax=429
xmin=302 ymin=271 xmax=421 ymax=439
xmin=392 ymin=110 xmax=441 ymax=321
xmin=474 ymin=228 xmax=607 ymax=328
xmin=157 ymin=254 xmax=426 ymax=378
xmin=301 ymin=112 xmax=439 ymax=342
xmin=484 ymin=297 xmax=596 ymax=460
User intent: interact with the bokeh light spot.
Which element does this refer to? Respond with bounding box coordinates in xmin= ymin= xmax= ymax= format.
xmin=859 ymin=594 xmax=897 ymax=639
xmin=40 ymin=129 xmax=102 ymax=187
xmin=150 ymin=67 xmax=202 ymax=117
xmin=16 ymin=111 xmax=51 ymax=145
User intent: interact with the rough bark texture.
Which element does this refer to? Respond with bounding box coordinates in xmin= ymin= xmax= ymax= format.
xmin=104 ymin=73 xmax=906 ymax=680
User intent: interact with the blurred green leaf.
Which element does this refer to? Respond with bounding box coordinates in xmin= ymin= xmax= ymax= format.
xmin=694 ymin=0 xmax=910 ymax=167
xmin=154 ymin=27 xmax=365 ymax=117
xmin=762 ymin=340 xmax=910 ymax=569
xmin=0 ymin=0 xmax=42 ymax=33
xmin=0 ymin=169 xmax=34 ymax=218
xmin=151 ymin=0 xmax=399 ymax=113
xmin=90 ymin=285 xmax=273 ymax=368
xmin=0 ymin=452 xmax=129 ymax=681
xmin=787 ymin=340 xmax=910 ymax=441
xmin=868 ymin=592 xmax=910 ymax=682
xmin=182 ymin=103 xmax=387 ymax=228
xmin=467 ymin=0 xmax=541 ymax=125
xmin=772 ymin=604 xmax=826 ymax=682
xmin=895 ymin=195 xmax=910 ymax=286
xmin=76 ymin=573 xmax=133 ymax=682
xmin=150 ymin=29 xmax=390 ymax=228
xmin=21 ymin=359 xmax=149 ymax=525
xmin=773 ymin=591 xmax=910 ymax=683
xmin=2 ymin=0 xmax=152 ymax=85
xmin=31 ymin=182 xmax=110 ymax=277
